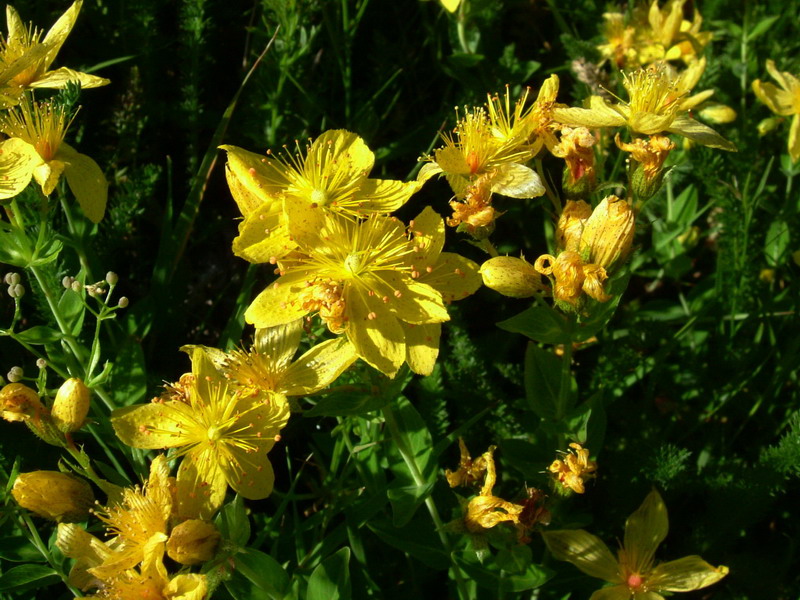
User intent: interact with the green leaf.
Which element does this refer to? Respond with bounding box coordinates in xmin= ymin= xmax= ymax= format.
xmin=0 ymin=536 xmax=47 ymax=563
xmin=216 ymin=494 xmax=251 ymax=547
xmin=523 ymin=343 xmax=565 ymax=420
xmin=497 ymin=306 xmax=572 ymax=344
xmin=387 ymin=480 xmax=435 ymax=527
xmin=58 ymin=287 xmax=85 ymax=337
xmin=226 ymin=549 xmax=289 ymax=600
xmin=107 ymin=337 xmax=147 ymax=406
xmin=764 ymin=219 xmax=790 ymax=267
xmin=575 ymin=271 xmax=630 ymax=340
xmin=747 ymin=15 xmax=780 ymax=41
xmin=307 ymin=547 xmax=351 ymax=600
xmin=366 ymin=516 xmax=449 ymax=570
xmin=15 ymin=325 xmax=62 ymax=344
xmin=304 ymin=392 xmax=390 ymax=417
xmin=0 ymin=564 xmax=59 ymax=591
xmin=0 ymin=225 xmax=34 ymax=267
xmin=454 ymin=555 xmax=553 ymax=592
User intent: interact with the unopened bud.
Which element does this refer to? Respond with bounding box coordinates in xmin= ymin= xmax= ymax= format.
xmin=3 ymin=273 xmax=12 ymax=284
xmin=698 ymin=104 xmax=737 ymax=125
xmin=8 ymin=272 xmax=20 ymax=286
xmin=36 ymin=358 xmax=47 ymax=369
xmin=480 ymin=256 xmax=545 ymax=298
xmin=12 ymin=471 xmax=94 ymax=522
xmin=167 ymin=519 xmax=221 ymax=565
xmin=12 ymin=284 xmax=24 ymax=298
xmin=105 ymin=271 xmax=118 ymax=286
xmin=7 ymin=366 xmax=23 ymax=383
xmin=62 ymin=276 xmax=74 ymax=289
xmin=118 ymin=297 xmax=129 ymax=308
xmin=1 ymin=383 xmax=43 ymax=422
xmin=757 ymin=116 xmax=780 ymax=137
xmin=51 ymin=378 xmax=90 ymax=433
xmin=579 ymin=195 xmax=635 ymax=271
xmin=70 ymin=280 xmax=83 ymax=293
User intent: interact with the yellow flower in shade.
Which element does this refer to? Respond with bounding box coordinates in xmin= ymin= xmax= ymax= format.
xmin=548 ymin=442 xmax=597 ymax=494
xmin=597 ymin=12 xmax=637 ymax=69
xmin=445 ymin=438 xmax=490 ymax=488
xmin=553 ymin=64 xmax=735 ymax=151
xmin=616 ymin=133 xmax=675 ymax=180
xmin=12 ymin=470 xmax=94 ymax=522
xmin=57 ymin=521 xmax=207 ymax=599
xmin=542 ymin=489 xmax=729 ymax=600
xmin=0 ymin=97 xmax=107 ymax=222
xmin=166 ymin=519 xmax=220 ymax=565
xmin=244 ymin=199 xmax=451 ymax=377
xmin=752 ymin=60 xmax=800 ymax=163
xmin=400 ymin=206 xmax=481 ymax=375
xmin=111 ymin=349 xmax=290 ymax=520
xmin=0 ymin=0 xmax=109 ymax=107
xmin=221 ymin=129 xmax=420 ymax=263
xmin=186 ymin=318 xmax=357 ymax=407
xmin=418 ymin=92 xmax=545 ymax=201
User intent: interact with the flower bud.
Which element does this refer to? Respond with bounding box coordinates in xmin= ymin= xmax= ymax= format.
xmin=51 ymin=378 xmax=91 ymax=433
xmin=698 ymin=104 xmax=737 ymax=125
xmin=118 ymin=296 xmax=129 ymax=308
xmin=167 ymin=519 xmax=221 ymax=565
xmin=105 ymin=271 xmax=118 ymax=286
xmin=479 ymin=256 xmax=544 ymax=298
xmin=556 ymin=200 xmax=592 ymax=252
xmin=7 ymin=366 xmax=23 ymax=382
xmin=12 ymin=471 xmax=94 ymax=522
xmin=579 ymin=195 xmax=635 ymax=270
xmin=757 ymin=116 xmax=780 ymax=137
xmin=1 ymin=383 xmax=44 ymax=422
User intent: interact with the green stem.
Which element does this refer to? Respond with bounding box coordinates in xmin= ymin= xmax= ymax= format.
xmin=456 ymin=0 xmax=470 ymax=54
xmin=479 ymin=238 xmax=499 ymax=257
xmin=58 ymin=194 xmax=93 ymax=279
xmin=382 ymin=405 xmax=470 ymax=600
xmin=20 ymin=513 xmax=81 ymax=596
xmin=554 ymin=317 xmax=576 ymax=422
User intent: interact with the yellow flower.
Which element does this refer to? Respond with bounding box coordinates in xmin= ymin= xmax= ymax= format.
xmin=548 ymin=442 xmax=597 ymax=494
xmin=752 ymin=59 xmax=800 ymax=162
xmin=553 ymin=64 xmax=735 ymax=151
xmin=244 ymin=199 xmax=451 ymax=377
xmin=166 ymin=519 xmax=220 ymax=565
xmin=221 ymin=129 xmax=420 ymax=263
xmin=400 ymin=206 xmax=481 ymax=375
xmin=542 ymin=489 xmax=729 ymax=600
xmin=616 ymin=133 xmax=675 ymax=180
xmin=111 ymin=349 xmax=290 ymax=519
xmin=0 ymin=97 xmax=107 ymax=222
xmin=0 ymin=0 xmax=109 ymax=107
xmin=186 ymin=318 xmax=357 ymax=406
xmin=12 ymin=470 xmax=94 ymax=522
xmin=1 ymin=382 xmax=45 ymax=422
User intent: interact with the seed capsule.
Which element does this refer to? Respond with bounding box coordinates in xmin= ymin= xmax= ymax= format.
xmin=51 ymin=378 xmax=90 ymax=433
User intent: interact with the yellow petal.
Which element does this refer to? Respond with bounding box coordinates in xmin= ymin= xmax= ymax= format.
xmin=440 ymin=0 xmax=460 ymax=13
xmin=112 ymin=402 xmax=194 ymax=449
xmin=346 ymin=285 xmax=405 ymax=376
xmin=354 ymin=178 xmax=420 ymax=214
xmin=648 ymin=556 xmax=728 ymax=592
xmin=624 ymin=489 xmax=668 ymax=574
xmin=56 ymin=523 xmax=112 ymax=590
xmin=5 ymin=5 xmax=25 ymax=47
xmin=409 ymin=206 xmax=446 ymax=265
xmin=668 ymin=116 xmax=737 ymax=151
xmin=765 ymin=59 xmax=790 ymax=91
xmin=589 ymin=586 xmax=638 ymax=600
xmin=220 ymin=445 xmax=276 ymax=500
xmin=176 ymin=447 xmax=228 ymax=520
xmin=680 ymin=89 xmax=714 ymax=112
xmin=553 ymin=96 xmax=626 ymax=129
xmin=537 ymin=74 xmax=560 ymax=104
xmin=421 ymin=252 xmax=482 ymax=302
xmin=310 ymin=129 xmax=375 ymax=182
xmin=29 ymin=67 xmax=109 ymax=89
xmin=789 ymin=114 xmax=800 ymax=163
xmin=284 ymin=195 xmax=330 ymax=251
xmin=490 ymin=163 xmax=544 ymax=198
xmin=41 ymin=0 xmax=82 ymax=71
xmin=245 ymin=270 xmax=314 ymax=328
xmin=369 ymin=271 xmax=449 ymax=324
xmin=542 ymin=529 xmax=620 ymax=582
xmin=232 ymin=200 xmax=292 ymax=263
xmin=434 ymin=145 xmax=471 ymax=176
xmin=59 ymin=144 xmax=108 ymax=223
xmin=165 ymin=573 xmax=208 ymax=600
xmin=417 ymin=161 xmax=443 ymax=183
xmin=33 ymin=159 xmax=64 ymax=196
xmin=254 ymin=319 xmax=303 ymax=373
xmin=0 ymin=137 xmax=39 ymax=199
xmin=220 ymin=144 xmax=288 ymax=215
xmin=402 ymin=322 xmax=441 ymax=376
xmin=752 ymin=80 xmax=795 ymax=116
xmin=281 ymin=337 xmax=358 ymax=395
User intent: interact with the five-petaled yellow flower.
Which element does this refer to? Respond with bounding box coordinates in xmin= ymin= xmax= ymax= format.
xmin=111 ymin=348 xmax=290 ymax=520
xmin=221 ymin=129 xmax=421 ymax=263
xmin=0 ymin=0 xmax=109 ymax=107
xmin=542 ymin=489 xmax=728 ymax=600
xmin=0 ymin=96 xmax=107 ymax=222
xmin=244 ymin=198 xmax=451 ymax=377
xmin=752 ymin=60 xmax=800 ymax=163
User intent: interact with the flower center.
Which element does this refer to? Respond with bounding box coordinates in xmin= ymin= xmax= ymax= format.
xmin=310 ymin=188 xmax=329 ymax=207
xmin=627 ymin=572 xmax=644 ymax=590
xmin=207 ymin=425 xmax=223 ymax=443
xmin=344 ymin=253 xmax=361 ymax=275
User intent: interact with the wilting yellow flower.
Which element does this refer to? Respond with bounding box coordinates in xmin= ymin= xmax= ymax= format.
xmin=553 ymin=64 xmax=735 ymax=151
xmin=51 ymin=377 xmax=90 ymax=432
xmin=556 ymin=200 xmax=592 ymax=253
xmin=445 ymin=438 xmax=491 ymax=488
xmin=1 ymin=382 xmax=45 ymax=422
xmin=542 ymin=489 xmax=729 ymax=600
xmin=579 ymin=195 xmax=636 ymax=270
xmin=0 ymin=97 xmax=107 ymax=222
xmin=535 ymin=251 xmax=610 ymax=306
xmin=111 ymin=349 xmax=290 ymax=519
xmin=244 ymin=199 xmax=451 ymax=376
xmin=0 ymin=0 xmax=109 ymax=107
xmin=166 ymin=519 xmax=220 ymax=565
xmin=752 ymin=60 xmax=800 ymax=162
xmin=221 ymin=130 xmax=420 ymax=263
xmin=400 ymin=206 xmax=481 ymax=375
xmin=616 ymin=133 xmax=675 ymax=180
xmin=552 ymin=126 xmax=596 ymax=188
xmin=447 ymin=175 xmax=497 ymax=236
xmin=548 ymin=442 xmax=597 ymax=494
xmin=12 ymin=470 xmax=94 ymax=522
xmin=480 ymin=255 xmax=545 ymax=299
xmin=187 ymin=318 xmax=357 ymax=407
